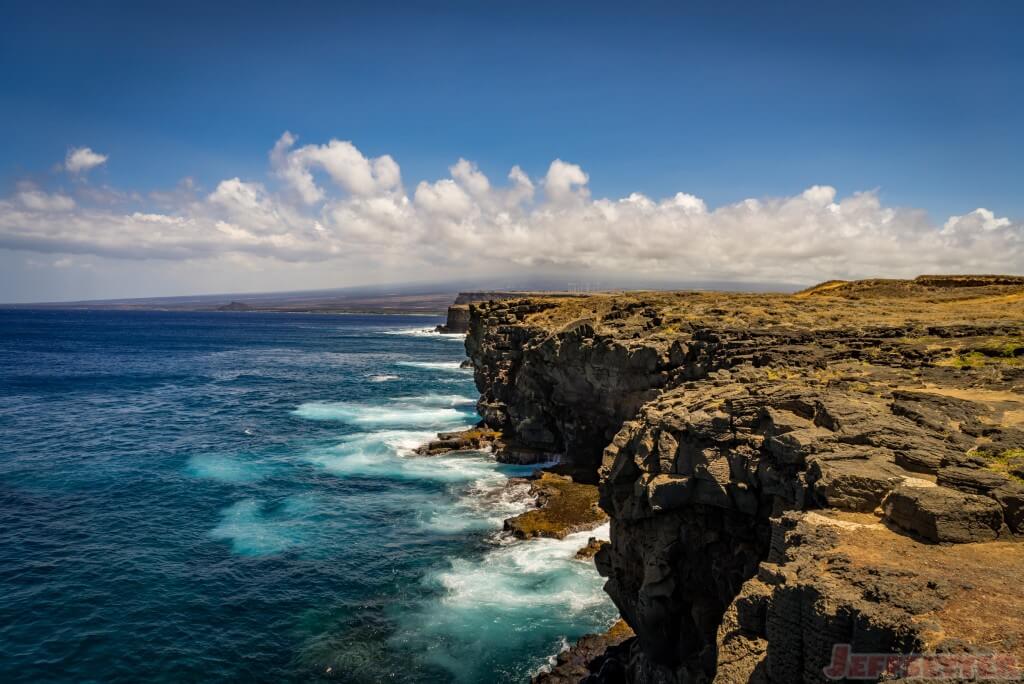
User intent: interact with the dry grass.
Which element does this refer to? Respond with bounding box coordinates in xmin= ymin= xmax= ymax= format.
xmin=828 ymin=520 xmax=1024 ymax=663
xmin=515 ymin=279 xmax=1024 ymax=339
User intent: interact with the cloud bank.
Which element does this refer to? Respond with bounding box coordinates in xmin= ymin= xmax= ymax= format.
xmin=2 ymin=133 xmax=1022 ymax=286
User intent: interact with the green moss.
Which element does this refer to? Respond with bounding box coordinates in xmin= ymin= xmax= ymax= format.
xmin=974 ymin=335 xmax=1024 ymax=358
xmin=978 ymin=448 xmax=1024 ymax=483
xmin=939 ymin=350 xmax=1023 ymax=368
xmin=941 ymin=351 xmax=989 ymax=368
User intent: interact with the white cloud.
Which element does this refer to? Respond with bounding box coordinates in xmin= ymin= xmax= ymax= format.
xmin=0 ymin=134 xmax=1021 ymax=286
xmin=543 ymin=159 xmax=589 ymax=204
xmin=271 ymin=131 xmax=401 ymax=204
xmin=414 ymin=179 xmax=474 ymax=220
xmin=64 ymin=147 xmax=108 ymax=174
xmin=450 ymin=158 xmax=491 ymax=198
xmin=943 ymin=207 xmax=1012 ymax=234
xmin=16 ymin=183 xmax=75 ymax=212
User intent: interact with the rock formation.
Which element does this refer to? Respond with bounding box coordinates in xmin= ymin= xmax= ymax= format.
xmin=465 ymin=276 xmax=1024 ymax=683
xmin=435 ymin=304 xmax=472 ymax=333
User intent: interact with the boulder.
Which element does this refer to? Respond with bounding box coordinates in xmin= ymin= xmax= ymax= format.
xmin=992 ymin=482 xmax=1024 ymax=534
xmin=882 ymin=484 xmax=1003 ymax=543
xmin=936 ymin=465 xmax=1011 ymax=494
xmin=807 ymin=453 xmax=910 ymax=512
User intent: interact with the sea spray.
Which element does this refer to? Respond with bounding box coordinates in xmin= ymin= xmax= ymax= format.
xmin=392 ymin=524 xmax=617 ymax=682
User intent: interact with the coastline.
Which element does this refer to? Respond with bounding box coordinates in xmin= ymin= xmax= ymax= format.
xmin=410 ymin=336 xmax=618 ymax=679
xmin=460 ymin=277 xmax=1024 ymax=683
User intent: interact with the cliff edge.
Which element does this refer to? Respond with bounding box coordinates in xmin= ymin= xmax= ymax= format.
xmin=465 ymin=275 xmax=1024 ymax=683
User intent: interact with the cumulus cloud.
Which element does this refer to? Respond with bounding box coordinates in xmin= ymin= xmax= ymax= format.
xmin=64 ymin=147 xmax=108 ymax=174
xmin=0 ymin=135 xmax=1021 ymax=284
xmin=271 ymin=131 xmax=401 ymax=204
xmin=543 ymin=159 xmax=589 ymax=204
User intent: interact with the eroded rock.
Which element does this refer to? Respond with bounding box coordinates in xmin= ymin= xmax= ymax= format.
xmin=464 ymin=278 xmax=1024 ymax=683
xmin=882 ymin=484 xmax=1003 ymax=543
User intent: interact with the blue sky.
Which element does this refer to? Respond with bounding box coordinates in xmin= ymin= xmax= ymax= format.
xmin=1 ymin=1 xmax=1022 ymax=301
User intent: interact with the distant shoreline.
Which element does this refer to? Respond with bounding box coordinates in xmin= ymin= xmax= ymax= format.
xmin=0 ymin=306 xmax=447 ymax=317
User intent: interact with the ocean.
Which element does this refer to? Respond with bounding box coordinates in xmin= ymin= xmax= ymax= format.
xmin=0 ymin=310 xmax=616 ymax=683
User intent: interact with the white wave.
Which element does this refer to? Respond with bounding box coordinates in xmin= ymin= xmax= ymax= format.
xmin=432 ymin=524 xmax=612 ymax=609
xmin=292 ymin=401 xmax=472 ymax=427
xmin=393 ymin=522 xmax=617 ymax=680
xmin=368 ymin=373 xmax=399 ymax=382
xmin=397 ymin=360 xmax=470 ymax=372
xmin=396 ymin=393 xmax=476 ymax=407
xmin=416 ymin=478 xmax=535 ymax=534
xmin=303 ymin=432 xmax=508 ymax=485
xmin=385 ymin=327 xmax=467 ymax=341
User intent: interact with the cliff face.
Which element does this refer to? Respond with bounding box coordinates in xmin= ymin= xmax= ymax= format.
xmin=466 ymin=299 xmax=682 ymax=473
xmin=466 ymin=277 xmax=1024 ymax=683
xmin=436 ymin=304 xmax=471 ymax=333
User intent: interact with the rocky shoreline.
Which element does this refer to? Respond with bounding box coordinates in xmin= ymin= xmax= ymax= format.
xmin=413 ymin=415 xmax=619 ymax=680
xmin=413 ymin=424 xmax=609 ymax=542
xmin=455 ymin=275 xmax=1024 ymax=683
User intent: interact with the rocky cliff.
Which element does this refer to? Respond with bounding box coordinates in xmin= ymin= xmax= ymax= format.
xmin=465 ymin=276 xmax=1024 ymax=683
xmin=436 ymin=304 xmax=471 ymax=333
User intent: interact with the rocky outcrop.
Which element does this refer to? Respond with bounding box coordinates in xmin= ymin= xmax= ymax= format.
xmin=436 ymin=304 xmax=471 ymax=334
xmin=504 ymin=471 xmax=607 ymax=539
xmin=413 ymin=427 xmax=502 ymax=455
xmin=466 ymin=299 xmax=679 ymax=475
xmin=534 ymin=620 xmax=636 ymax=684
xmin=465 ymin=278 xmax=1024 ymax=682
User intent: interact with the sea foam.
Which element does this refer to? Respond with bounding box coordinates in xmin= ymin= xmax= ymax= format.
xmin=186 ymin=453 xmax=274 ymax=483
xmin=397 ymin=360 xmax=469 ymax=371
xmin=209 ymin=496 xmax=316 ymax=556
xmin=393 ymin=523 xmax=617 ymax=681
xmin=292 ymin=401 xmax=472 ymax=427
xmin=304 ymin=432 xmax=502 ymax=484
xmin=385 ymin=327 xmax=466 ymax=341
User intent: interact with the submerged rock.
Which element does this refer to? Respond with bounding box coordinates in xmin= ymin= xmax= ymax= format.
xmin=574 ymin=537 xmax=605 ymax=560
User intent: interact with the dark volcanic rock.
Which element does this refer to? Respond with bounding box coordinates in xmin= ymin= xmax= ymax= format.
xmin=503 ymin=472 xmax=606 ymax=539
xmin=435 ymin=304 xmax=471 ymax=333
xmin=533 ymin=620 xmax=635 ymax=684
xmin=464 ymin=278 xmax=1024 ymax=683
xmin=412 ymin=427 xmax=501 ymax=455
xmin=882 ymin=484 xmax=1003 ymax=543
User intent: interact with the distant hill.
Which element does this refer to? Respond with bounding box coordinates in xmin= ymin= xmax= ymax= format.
xmin=0 ymin=277 xmax=802 ymax=313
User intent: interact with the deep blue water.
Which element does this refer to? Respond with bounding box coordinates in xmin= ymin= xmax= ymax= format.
xmin=0 ymin=310 xmax=615 ymax=683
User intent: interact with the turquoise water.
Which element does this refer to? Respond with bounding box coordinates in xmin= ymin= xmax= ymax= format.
xmin=0 ymin=311 xmax=616 ymax=683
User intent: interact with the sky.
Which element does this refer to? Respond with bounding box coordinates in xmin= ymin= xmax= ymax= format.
xmin=1 ymin=1 xmax=1022 ymax=302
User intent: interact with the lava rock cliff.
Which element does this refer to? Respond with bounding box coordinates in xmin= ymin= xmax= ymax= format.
xmin=466 ymin=276 xmax=1024 ymax=683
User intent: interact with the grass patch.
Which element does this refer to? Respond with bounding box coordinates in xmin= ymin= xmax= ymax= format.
xmin=935 ymin=336 xmax=1024 ymax=368
xmin=978 ymin=448 xmax=1024 ymax=483
xmin=938 ymin=351 xmax=1023 ymax=369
